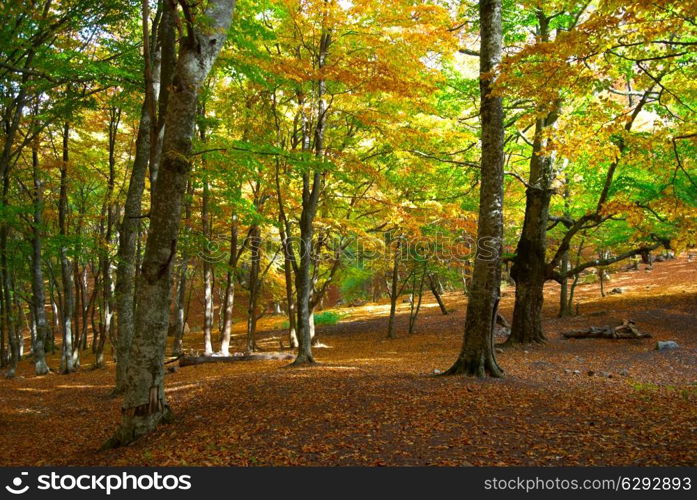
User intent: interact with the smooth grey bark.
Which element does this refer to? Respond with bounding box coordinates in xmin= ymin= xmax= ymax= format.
xmin=201 ymin=180 xmax=214 ymax=356
xmin=199 ymin=105 xmax=215 ymax=356
xmin=219 ymin=218 xmax=240 ymax=356
xmin=444 ymin=0 xmax=504 ymax=378
xmin=107 ymin=0 xmax=236 ymax=447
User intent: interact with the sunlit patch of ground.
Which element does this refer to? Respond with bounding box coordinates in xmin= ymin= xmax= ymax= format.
xmin=0 ymin=256 xmax=695 ymax=466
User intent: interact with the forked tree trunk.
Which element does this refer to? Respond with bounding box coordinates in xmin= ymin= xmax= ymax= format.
xmin=106 ymin=0 xmax=236 ymax=448
xmin=291 ymin=28 xmax=330 ymax=366
xmin=507 ymin=121 xmax=555 ymax=344
xmin=443 ymin=0 xmax=504 ymax=378
xmin=115 ymin=1 xmax=172 ymax=393
xmin=507 ymin=12 xmax=559 ymax=346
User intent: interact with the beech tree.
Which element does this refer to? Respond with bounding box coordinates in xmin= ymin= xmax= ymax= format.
xmin=106 ymin=0 xmax=237 ymax=447
xmin=443 ymin=0 xmax=504 ymax=377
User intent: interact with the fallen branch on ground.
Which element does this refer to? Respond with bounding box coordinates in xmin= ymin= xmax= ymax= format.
xmin=179 ymin=352 xmax=294 ymax=367
xmin=562 ymin=320 xmax=651 ymax=339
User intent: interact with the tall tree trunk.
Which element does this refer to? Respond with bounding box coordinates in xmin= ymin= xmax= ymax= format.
xmin=443 ymin=0 xmax=504 ymax=378
xmin=386 ymin=239 xmax=400 ymax=339
xmin=294 ymin=173 xmax=320 ymax=365
xmin=170 ymin=259 xmax=188 ymax=356
xmin=107 ymin=0 xmax=236 ymax=447
xmin=30 ymin=137 xmax=50 ymax=374
xmin=97 ymin=107 xmax=120 ymax=368
xmin=199 ymin=105 xmax=215 ymax=356
xmin=1 ymin=170 xmax=19 ymax=377
xmin=219 ymin=218 xmax=239 ymax=356
xmin=507 ymin=12 xmax=559 ymax=346
xmin=114 ymin=101 xmax=151 ymax=390
xmin=558 ymin=249 xmax=571 ymax=317
xmin=170 ymin=181 xmax=193 ymax=356
xmin=291 ymin=27 xmax=330 ymax=366
xmin=275 ymin=170 xmax=297 ymax=349
xmin=245 ymin=223 xmax=261 ymax=353
xmin=114 ymin=1 xmax=171 ymax=392
xmin=58 ymin=122 xmax=75 ymax=374
xmin=201 ymin=179 xmax=214 ymax=355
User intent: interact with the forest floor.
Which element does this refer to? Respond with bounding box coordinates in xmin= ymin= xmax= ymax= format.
xmin=1 ymin=256 xmax=696 ymax=466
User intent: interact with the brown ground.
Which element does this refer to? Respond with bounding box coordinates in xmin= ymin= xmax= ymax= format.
xmin=0 ymin=256 xmax=695 ymax=466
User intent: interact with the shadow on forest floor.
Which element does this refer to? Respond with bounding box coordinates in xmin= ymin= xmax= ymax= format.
xmin=1 ymin=256 xmax=695 ymax=466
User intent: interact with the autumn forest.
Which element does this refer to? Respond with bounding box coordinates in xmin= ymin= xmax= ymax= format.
xmin=0 ymin=0 xmax=695 ymax=468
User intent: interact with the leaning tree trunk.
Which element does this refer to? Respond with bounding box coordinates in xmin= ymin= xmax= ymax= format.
xmin=443 ymin=0 xmax=504 ymax=378
xmin=106 ymin=0 xmax=236 ymax=447
xmin=428 ymin=273 xmax=448 ymax=315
